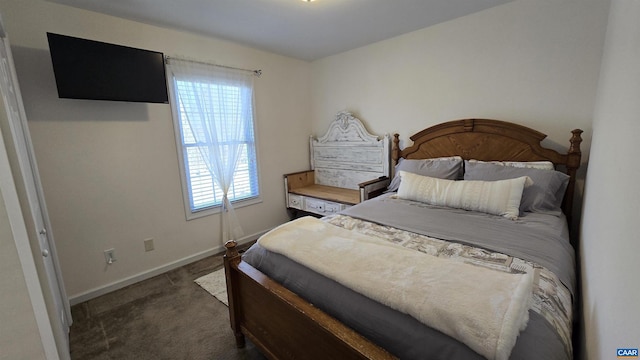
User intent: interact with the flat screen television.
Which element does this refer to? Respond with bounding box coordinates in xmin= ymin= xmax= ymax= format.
xmin=47 ymin=32 xmax=169 ymax=103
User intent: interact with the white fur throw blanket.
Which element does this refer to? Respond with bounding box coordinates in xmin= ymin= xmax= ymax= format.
xmin=258 ymin=216 xmax=533 ymax=360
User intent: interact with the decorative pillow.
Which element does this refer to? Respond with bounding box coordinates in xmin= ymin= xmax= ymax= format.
xmin=467 ymin=159 xmax=555 ymax=170
xmin=387 ymin=156 xmax=463 ymax=192
xmin=396 ymin=171 xmax=532 ymax=220
xmin=463 ymin=161 xmax=570 ymax=215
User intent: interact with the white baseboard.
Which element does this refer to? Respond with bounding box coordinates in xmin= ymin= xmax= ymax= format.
xmin=68 ymin=230 xmax=268 ymax=306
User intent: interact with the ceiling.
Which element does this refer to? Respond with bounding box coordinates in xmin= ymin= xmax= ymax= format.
xmin=46 ymin=0 xmax=514 ymax=61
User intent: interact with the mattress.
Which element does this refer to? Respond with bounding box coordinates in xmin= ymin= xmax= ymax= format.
xmin=243 ymin=194 xmax=575 ymax=359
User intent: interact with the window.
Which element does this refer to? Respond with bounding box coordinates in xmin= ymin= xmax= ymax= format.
xmin=168 ymin=60 xmax=260 ymax=219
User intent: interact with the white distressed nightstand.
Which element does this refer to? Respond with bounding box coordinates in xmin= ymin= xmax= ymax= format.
xmin=284 ymin=111 xmax=390 ymax=217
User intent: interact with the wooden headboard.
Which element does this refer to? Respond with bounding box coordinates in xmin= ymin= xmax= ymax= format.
xmin=391 ymin=118 xmax=583 ymax=219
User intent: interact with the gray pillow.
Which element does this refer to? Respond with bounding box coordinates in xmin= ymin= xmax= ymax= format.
xmin=387 ymin=157 xmax=463 ymax=192
xmin=463 ymin=160 xmax=570 ymax=215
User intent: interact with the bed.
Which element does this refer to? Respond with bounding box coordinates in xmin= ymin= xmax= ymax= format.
xmin=223 ymin=118 xmax=583 ymax=360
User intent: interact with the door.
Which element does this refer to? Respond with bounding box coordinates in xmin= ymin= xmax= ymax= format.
xmin=0 ymin=20 xmax=72 ymax=357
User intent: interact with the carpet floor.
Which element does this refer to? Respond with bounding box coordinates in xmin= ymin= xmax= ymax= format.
xmin=69 ymin=246 xmax=266 ymax=360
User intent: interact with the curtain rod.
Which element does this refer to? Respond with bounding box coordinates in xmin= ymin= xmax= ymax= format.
xmin=165 ymin=56 xmax=262 ymax=77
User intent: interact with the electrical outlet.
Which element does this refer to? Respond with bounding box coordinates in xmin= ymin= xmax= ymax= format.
xmin=104 ymin=248 xmax=116 ymax=265
xmin=144 ymin=238 xmax=154 ymax=252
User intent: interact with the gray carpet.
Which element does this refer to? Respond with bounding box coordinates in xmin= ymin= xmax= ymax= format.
xmin=69 ymin=247 xmax=266 ymax=360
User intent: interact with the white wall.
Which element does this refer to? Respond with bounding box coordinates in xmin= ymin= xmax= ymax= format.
xmin=311 ymin=0 xmax=609 ymax=161
xmin=0 ymin=0 xmax=312 ymax=301
xmin=580 ymin=0 xmax=640 ymax=358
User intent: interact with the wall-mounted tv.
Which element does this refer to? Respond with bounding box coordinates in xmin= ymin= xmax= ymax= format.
xmin=47 ymin=32 xmax=169 ymax=104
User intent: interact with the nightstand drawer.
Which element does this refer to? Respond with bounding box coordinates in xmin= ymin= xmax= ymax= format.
xmin=324 ymin=202 xmax=343 ymax=214
xmin=304 ymin=198 xmax=325 ymax=213
xmin=288 ymin=194 xmax=303 ymax=210
xmin=302 ymin=197 xmax=349 ymax=216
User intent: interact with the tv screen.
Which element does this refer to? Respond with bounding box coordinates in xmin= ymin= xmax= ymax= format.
xmin=47 ymin=33 xmax=169 ymax=103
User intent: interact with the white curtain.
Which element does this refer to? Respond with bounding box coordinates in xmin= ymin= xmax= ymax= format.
xmin=168 ymin=58 xmax=255 ymax=242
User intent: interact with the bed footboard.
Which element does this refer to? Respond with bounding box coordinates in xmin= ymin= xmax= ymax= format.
xmin=223 ymin=240 xmax=396 ymax=360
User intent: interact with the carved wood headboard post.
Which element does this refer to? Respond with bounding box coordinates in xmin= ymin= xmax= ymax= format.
xmin=562 ymin=129 xmax=584 ymax=224
xmin=392 ymin=134 xmax=401 ymax=167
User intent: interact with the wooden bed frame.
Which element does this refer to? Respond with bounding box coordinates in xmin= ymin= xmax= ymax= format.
xmin=224 ymin=119 xmax=583 ymax=360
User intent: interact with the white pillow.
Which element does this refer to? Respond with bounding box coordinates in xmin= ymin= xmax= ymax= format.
xmin=396 ymin=171 xmax=532 ymax=220
xmin=467 ymin=159 xmax=555 ymax=170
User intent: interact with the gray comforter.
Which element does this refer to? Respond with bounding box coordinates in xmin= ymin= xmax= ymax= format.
xmin=243 ymin=194 xmax=575 ymax=360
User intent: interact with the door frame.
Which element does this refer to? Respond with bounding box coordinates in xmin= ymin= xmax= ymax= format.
xmin=0 ymin=18 xmax=70 ymax=359
xmin=0 ymin=118 xmax=60 ymax=359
